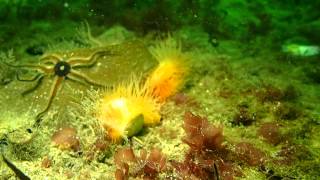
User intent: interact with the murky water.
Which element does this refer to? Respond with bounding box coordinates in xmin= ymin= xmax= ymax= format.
xmin=0 ymin=1 xmax=319 ymax=179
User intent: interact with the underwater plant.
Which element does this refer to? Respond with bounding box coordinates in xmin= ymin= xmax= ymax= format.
xmin=182 ymin=111 xmax=223 ymax=152
xmin=256 ymin=84 xmax=299 ymax=103
xmin=114 ymin=147 xmax=167 ymax=180
xmin=235 ymin=142 xmax=266 ymax=167
xmin=273 ymin=103 xmax=301 ymax=121
xmin=258 ymin=122 xmax=283 ymax=145
xmin=51 ymin=126 xmax=80 ymax=151
xmin=232 ymin=104 xmax=256 ymax=126
xmin=173 ymin=111 xmax=241 ymax=180
xmin=171 ymin=93 xmax=199 ymax=107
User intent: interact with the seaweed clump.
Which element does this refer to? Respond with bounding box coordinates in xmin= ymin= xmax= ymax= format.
xmin=235 ymin=142 xmax=266 ymax=166
xmin=112 ymin=112 xmax=244 ymax=179
xmin=232 ymin=104 xmax=256 ymax=126
xmin=256 ymin=85 xmax=299 ymax=103
xmin=273 ymin=103 xmax=301 ymax=121
xmin=258 ymin=122 xmax=284 ymax=146
xmin=171 ymin=93 xmax=199 ymax=107
xmin=114 ymin=147 xmax=166 ymax=180
xmin=172 ymin=111 xmax=241 ymax=180
xmin=51 ymin=127 xmax=80 ymax=152
xmin=182 ymin=111 xmax=223 ymax=152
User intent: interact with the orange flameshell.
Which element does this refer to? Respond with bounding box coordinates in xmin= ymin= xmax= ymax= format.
xmin=146 ymin=37 xmax=188 ymax=102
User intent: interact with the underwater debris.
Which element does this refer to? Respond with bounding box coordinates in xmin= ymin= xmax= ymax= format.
xmin=51 ymin=127 xmax=80 ymax=151
xmin=147 ymin=36 xmax=189 ymax=102
xmin=1 ymin=154 xmax=31 ymax=180
xmin=114 ymin=147 xmax=167 ymax=180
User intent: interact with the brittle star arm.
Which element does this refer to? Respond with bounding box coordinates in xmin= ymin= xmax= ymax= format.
xmin=67 ymin=50 xmax=111 ymax=68
xmin=34 ymin=76 xmax=64 ymax=127
xmin=20 ymin=74 xmax=45 ymax=96
xmin=4 ymin=62 xmax=53 ymax=74
xmin=68 ymin=69 xmax=108 ymax=87
xmin=16 ymin=72 xmax=42 ymax=82
xmin=39 ymin=54 xmax=62 ymax=64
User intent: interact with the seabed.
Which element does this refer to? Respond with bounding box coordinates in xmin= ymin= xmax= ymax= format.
xmin=0 ymin=1 xmax=320 ymax=180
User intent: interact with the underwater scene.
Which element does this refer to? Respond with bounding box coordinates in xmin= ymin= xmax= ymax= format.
xmin=0 ymin=0 xmax=320 ymax=179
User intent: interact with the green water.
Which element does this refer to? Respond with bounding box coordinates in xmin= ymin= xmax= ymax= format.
xmin=0 ymin=1 xmax=319 ymax=179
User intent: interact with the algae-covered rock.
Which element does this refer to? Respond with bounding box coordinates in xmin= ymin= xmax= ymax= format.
xmin=78 ymin=40 xmax=157 ymax=86
xmin=0 ymin=40 xmax=157 ymax=138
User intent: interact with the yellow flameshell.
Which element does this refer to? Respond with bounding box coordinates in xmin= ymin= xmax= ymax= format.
xmin=96 ymin=77 xmax=161 ymax=141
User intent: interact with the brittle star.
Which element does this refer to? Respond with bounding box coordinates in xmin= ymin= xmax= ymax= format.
xmin=4 ymin=50 xmax=112 ymax=127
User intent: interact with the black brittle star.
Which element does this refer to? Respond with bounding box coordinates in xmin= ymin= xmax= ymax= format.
xmin=4 ymin=50 xmax=112 ymax=127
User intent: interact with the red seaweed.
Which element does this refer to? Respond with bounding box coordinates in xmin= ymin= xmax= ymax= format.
xmin=235 ymin=142 xmax=266 ymax=166
xmin=51 ymin=127 xmax=80 ymax=151
xmin=114 ymin=147 xmax=167 ymax=179
xmin=171 ymin=93 xmax=199 ymax=107
xmin=183 ymin=111 xmax=224 ymax=152
xmin=176 ymin=111 xmax=242 ymax=179
xmin=258 ymin=122 xmax=283 ymax=145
